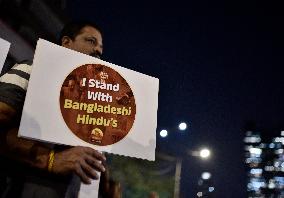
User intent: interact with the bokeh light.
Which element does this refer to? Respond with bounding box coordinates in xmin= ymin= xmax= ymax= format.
xmin=201 ymin=172 xmax=211 ymax=180
xmin=200 ymin=148 xmax=211 ymax=158
xmin=178 ymin=122 xmax=187 ymax=130
xmin=160 ymin=129 xmax=168 ymax=138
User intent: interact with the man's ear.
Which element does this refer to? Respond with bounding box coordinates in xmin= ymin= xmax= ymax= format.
xmin=61 ymin=36 xmax=73 ymax=48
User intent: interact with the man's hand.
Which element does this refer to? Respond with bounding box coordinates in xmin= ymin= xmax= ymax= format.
xmin=2 ymin=128 xmax=106 ymax=184
xmin=52 ymin=146 xmax=106 ymax=184
xmin=0 ymin=102 xmax=16 ymax=125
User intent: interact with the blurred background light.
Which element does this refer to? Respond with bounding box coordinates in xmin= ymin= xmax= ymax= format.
xmin=178 ymin=122 xmax=187 ymax=131
xmin=249 ymin=147 xmax=262 ymax=155
xmin=250 ymin=168 xmax=263 ymax=175
xmin=160 ymin=129 xmax=168 ymax=138
xmin=201 ymin=172 xmax=211 ymax=180
xmin=200 ymin=148 xmax=211 ymax=159
xmin=208 ymin=187 xmax=215 ymax=192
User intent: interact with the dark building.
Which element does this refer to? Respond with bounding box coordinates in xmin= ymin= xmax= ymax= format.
xmin=244 ymin=130 xmax=284 ymax=197
xmin=0 ymin=0 xmax=68 ymax=73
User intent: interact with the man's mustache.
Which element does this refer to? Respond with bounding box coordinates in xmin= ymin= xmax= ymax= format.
xmin=90 ymin=52 xmax=101 ymax=59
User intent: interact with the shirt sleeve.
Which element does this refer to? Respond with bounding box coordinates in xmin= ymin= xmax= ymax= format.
xmin=0 ymin=63 xmax=32 ymax=113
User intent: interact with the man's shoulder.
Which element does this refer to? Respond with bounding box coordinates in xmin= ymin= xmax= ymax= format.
xmin=11 ymin=62 xmax=32 ymax=74
xmin=0 ymin=62 xmax=32 ymax=90
xmin=0 ymin=62 xmax=33 ymax=114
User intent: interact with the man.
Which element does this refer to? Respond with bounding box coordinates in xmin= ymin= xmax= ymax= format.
xmin=0 ymin=21 xmax=106 ymax=198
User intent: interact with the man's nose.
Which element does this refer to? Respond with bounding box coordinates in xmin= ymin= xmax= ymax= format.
xmin=91 ymin=47 xmax=102 ymax=58
xmin=96 ymin=46 xmax=103 ymax=55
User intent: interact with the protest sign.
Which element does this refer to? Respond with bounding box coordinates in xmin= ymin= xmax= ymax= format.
xmin=0 ymin=37 xmax=10 ymax=72
xmin=19 ymin=39 xmax=159 ymax=161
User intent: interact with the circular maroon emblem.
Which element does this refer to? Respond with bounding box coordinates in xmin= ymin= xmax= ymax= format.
xmin=60 ymin=64 xmax=136 ymax=146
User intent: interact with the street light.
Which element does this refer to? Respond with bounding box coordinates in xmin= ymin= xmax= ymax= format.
xmin=173 ymin=148 xmax=212 ymax=198
xmin=178 ymin=122 xmax=187 ymax=131
xmin=160 ymin=129 xmax=168 ymax=138
xmin=159 ymin=123 xmax=212 ymax=197
xmin=200 ymin=148 xmax=211 ymax=159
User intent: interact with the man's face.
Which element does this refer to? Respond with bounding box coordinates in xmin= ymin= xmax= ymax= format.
xmin=62 ymin=25 xmax=103 ymax=58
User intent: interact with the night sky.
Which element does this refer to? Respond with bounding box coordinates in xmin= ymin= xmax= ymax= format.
xmin=67 ymin=1 xmax=284 ymax=197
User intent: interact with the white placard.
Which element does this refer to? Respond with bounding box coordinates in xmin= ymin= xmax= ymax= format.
xmin=0 ymin=37 xmax=11 ymax=72
xmin=78 ymin=177 xmax=100 ymax=198
xmin=19 ymin=39 xmax=159 ymax=161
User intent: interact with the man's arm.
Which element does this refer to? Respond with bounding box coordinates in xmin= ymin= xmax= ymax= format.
xmin=0 ymin=96 xmax=105 ymax=184
xmin=1 ymin=127 xmax=106 ymax=184
xmin=0 ymin=63 xmax=105 ymax=184
xmin=0 ymin=101 xmax=16 ymax=126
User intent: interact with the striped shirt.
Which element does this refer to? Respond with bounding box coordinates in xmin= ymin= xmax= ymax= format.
xmin=0 ymin=63 xmax=32 ymax=113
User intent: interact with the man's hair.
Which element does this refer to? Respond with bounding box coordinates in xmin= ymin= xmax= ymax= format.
xmin=58 ymin=21 xmax=102 ymax=45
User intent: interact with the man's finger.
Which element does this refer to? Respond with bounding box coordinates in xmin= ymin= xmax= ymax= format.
xmin=81 ymin=159 xmax=100 ymax=180
xmin=74 ymin=163 xmax=91 ymax=184
xmin=85 ymin=156 xmax=105 ymax=172
xmin=84 ymin=147 xmax=106 ymax=161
